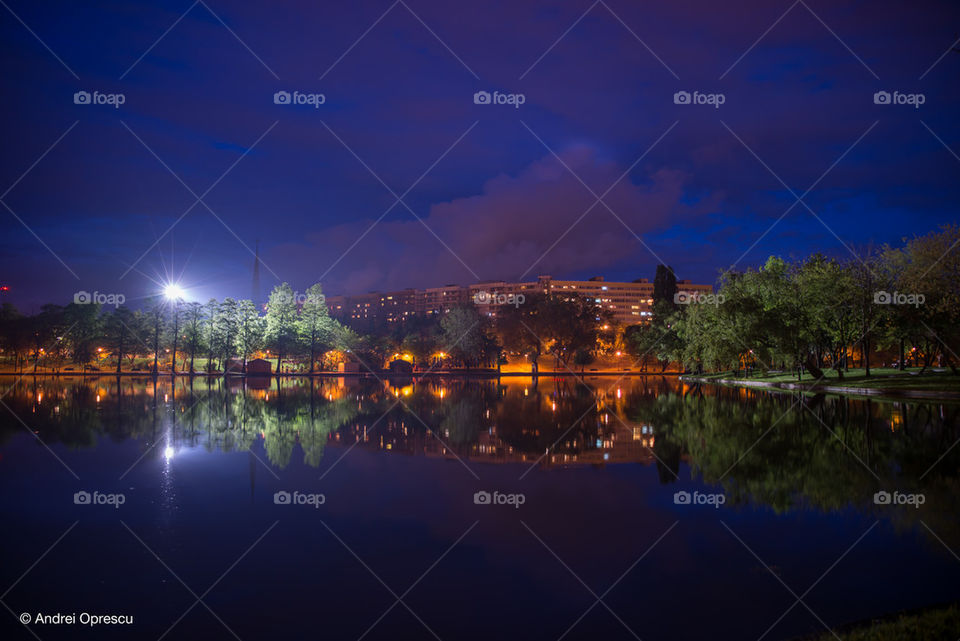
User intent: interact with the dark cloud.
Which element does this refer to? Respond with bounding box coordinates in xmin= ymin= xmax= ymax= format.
xmin=272 ymin=146 xmax=720 ymax=294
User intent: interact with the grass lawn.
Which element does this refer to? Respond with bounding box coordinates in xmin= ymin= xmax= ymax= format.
xmin=693 ymin=367 xmax=960 ymax=393
xmin=807 ymin=603 xmax=960 ymax=640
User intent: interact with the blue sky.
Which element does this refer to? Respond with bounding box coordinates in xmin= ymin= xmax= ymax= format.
xmin=1 ymin=0 xmax=958 ymax=310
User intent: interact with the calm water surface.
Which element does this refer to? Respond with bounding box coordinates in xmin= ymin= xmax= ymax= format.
xmin=1 ymin=375 xmax=958 ymax=640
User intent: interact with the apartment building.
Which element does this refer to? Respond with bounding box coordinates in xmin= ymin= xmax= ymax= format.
xmin=326 ymin=275 xmax=713 ymax=326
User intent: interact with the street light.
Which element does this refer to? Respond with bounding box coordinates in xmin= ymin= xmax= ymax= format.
xmin=163 ymin=283 xmax=185 ymax=300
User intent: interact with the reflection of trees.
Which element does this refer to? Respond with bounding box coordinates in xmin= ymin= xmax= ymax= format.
xmin=440 ymin=392 xmax=482 ymax=447
xmin=0 ymin=377 xmax=367 ymax=470
xmin=635 ymin=387 xmax=960 ymax=547
xmin=5 ymin=377 xmax=958 ymax=549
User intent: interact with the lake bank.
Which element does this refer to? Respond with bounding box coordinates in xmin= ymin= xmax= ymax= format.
xmin=682 ymin=368 xmax=960 ymax=400
xmin=801 ymin=601 xmax=960 ymax=640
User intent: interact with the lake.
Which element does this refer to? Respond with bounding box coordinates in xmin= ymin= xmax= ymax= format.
xmin=1 ymin=375 xmax=958 ymax=640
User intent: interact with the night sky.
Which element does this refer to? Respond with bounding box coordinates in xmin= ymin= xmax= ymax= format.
xmin=1 ymin=0 xmax=958 ymax=311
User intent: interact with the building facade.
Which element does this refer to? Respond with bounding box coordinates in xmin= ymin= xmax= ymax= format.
xmin=326 ymin=275 xmax=713 ymax=326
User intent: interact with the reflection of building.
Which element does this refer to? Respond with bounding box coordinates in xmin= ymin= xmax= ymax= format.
xmin=326 ymin=274 xmax=713 ymax=326
xmin=327 ymin=399 xmax=658 ymax=469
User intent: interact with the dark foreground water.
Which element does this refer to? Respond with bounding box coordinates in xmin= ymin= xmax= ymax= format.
xmin=0 ymin=375 xmax=958 ymax=640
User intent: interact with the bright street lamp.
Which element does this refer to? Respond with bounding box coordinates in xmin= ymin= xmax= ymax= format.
xmin=163 ymin=283 xmax=185 ymax=300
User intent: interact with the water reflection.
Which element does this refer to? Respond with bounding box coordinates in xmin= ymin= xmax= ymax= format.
xmin=2 ymin=375 xmax=958 ymax=542
xmin=0 ymin=376 xmax=678 ymax=470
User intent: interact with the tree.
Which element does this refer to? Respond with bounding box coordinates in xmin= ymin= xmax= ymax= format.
xmin=213 ymin=298 xmax=240 ymax=368
xmin=440 ymin=305 xmax=486 ymax=368
xmin=103 ymin=306 xmax=139 ymax=374
xmin=539 ymin=295 xmax=604 ymax=369
xmin=652 ymin=264 xmax=678 ymax=304
xmin=168 ymin=300 xmax=184 ymax=374
xmin=0 ymin=304 xmax=29 ymax=372
xmin=573 ymin=348 xmax=594 ymax=372
xmin=848 ymin=250 xmax=882 ymax=376
xmin=400 ymin=315 xmax=442 ymax=369
xmin=234 ymin=300 xmax=264 ymax=373
xmin=894 ymin=225 xmax=960 ymax=373
xmin=296 ymin=283 xmax=336 ymax=373
xmin=63 ymin=302 xmax=102 ymax=371
xmin=793 ymin=255 xmax=858 ymax=378
xmin=181 ymin=301 xmax=205 ymax=374
xmin=264 ymin=283 xmax=299 ymax=373
xmin=143 ymin=297 xmax=166 ymax=374
xmin=497 ymin=293 xmax=548 ymax=374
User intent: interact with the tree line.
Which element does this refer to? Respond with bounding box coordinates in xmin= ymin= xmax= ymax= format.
xmin=1 ymin=225 xmax=956 ymax=376
xmin=626 ymin=225 xmax=960 ymax=378
xmin=0 ymin=280 xmax=611 ymax=374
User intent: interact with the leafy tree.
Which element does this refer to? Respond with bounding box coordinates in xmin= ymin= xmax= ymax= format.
xmin=234 ymin=300 xmax=264 ymax=373
xmin=63 ymin=302 xmax=103 ymax=370
xmin=573 ymin=348 xmax=594 ymax=372
xmin=893 ymin=225 xmax=960 ymax=373
xmin=142 ymin=297 xmax=166 ymax=374
xmin=167 ymin=300 xmax=184 ymax=373
xmin=627 ymin=300 xmax=684 ymax=372
xmin=181 ymin=301 xmax=205 ymax=374
xmin=0 ymin=304 xmax=29 ymax=371
xmin=213 ymin=298 xmax=240 ymax=368
xmin=652 ymin=264 xmax=678 ymax=305
xmin=202 ymin=299 xmax=220 ymax=372
xmin=296 ymin=283 xmax=336 ymax=373
xmin=264 ymin=283 xmax=299 ymax=373
xmin=103 ymin=306 xmax=139 ymax=374
xmin=497 ymin=293 xmax=549 ymax=374
xmin=400 ymin=315 xmax=442 ymax=369
xmin=541 ymin=295 xmax=604 ymax=369
xmin=440 ymin=305 xmax=485 ymax=368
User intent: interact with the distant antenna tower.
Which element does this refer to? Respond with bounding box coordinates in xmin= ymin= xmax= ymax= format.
xmin=252 ymin=241 xmax=261 ymax=308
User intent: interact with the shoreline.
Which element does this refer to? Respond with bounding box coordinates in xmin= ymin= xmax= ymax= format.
xmin=681 ymin=374 xmax=960 ymax=400
xmin=792 ymin=600 xmax=960 ymax=640
xmin=6 ymin=370 xmax=957 ymax=399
